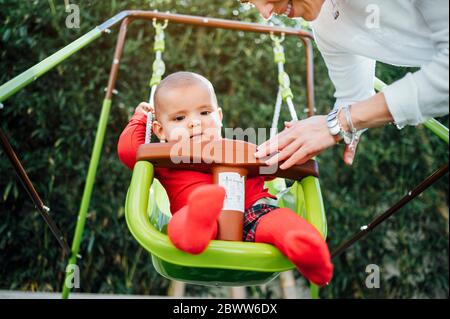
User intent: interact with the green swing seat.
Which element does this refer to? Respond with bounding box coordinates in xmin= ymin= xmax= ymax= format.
xmin=125 ymin=157 xmax=327 ymax=287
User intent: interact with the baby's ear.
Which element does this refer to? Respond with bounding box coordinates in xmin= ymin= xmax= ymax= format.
xmin=152 ymin=121 xmax=165 ymax=141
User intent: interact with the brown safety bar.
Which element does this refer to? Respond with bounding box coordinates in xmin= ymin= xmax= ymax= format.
xmin=101 ymin=11 xmax=316 ymax=117
xmin=137 ymin=139 xmax=319 ymax=180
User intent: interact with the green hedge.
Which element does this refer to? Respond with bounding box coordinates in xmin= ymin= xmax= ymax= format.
xmin=0 ymin=0 xmax=448 ymax=298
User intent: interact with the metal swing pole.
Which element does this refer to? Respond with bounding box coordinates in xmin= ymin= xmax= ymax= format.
xmin=0 ymin=126 xmax=70 ymax=255
xmin=61 ymin=17 xmax=132 ymax=299
xmin=331 ymin=163 xmax=449 ymax=259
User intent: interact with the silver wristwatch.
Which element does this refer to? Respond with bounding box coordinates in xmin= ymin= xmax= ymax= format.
xmin=326 ymin=108 xmax=352 ymax=144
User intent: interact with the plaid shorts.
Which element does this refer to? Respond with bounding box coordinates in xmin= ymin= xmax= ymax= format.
xmin=243 ymin=200 xmax=278 ymax=242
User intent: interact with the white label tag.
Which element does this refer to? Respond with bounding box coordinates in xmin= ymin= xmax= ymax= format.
xmin=218 ymin=173 xmax=245 ymax=213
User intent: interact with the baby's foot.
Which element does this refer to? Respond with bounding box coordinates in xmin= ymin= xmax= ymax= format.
xmin=168 ymin=185 xmax=225 ymax=254
xmin=285 ymin=231 xmax=333 ymax=286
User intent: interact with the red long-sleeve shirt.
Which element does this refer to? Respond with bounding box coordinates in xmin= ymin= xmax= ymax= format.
xmin=117 ymin=112 xmax=276 ymax=214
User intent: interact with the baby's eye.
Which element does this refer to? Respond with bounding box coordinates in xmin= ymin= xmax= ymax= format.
xmin=200 ymin=111 xmax=211 ymax=116
xmin=174 ymin=115 xmax=185 ymax=121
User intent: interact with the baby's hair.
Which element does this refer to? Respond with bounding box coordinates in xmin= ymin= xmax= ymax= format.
xmin=154 ymin=72 xmax=218 ymax=115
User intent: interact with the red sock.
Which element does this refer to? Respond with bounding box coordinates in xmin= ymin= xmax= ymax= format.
xmin=168 ymin=185 xmax=225 ymax=254
xmin=255 ymin=208 xmax=333 ymax=286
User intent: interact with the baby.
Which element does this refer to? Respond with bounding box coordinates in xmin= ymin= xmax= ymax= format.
xmin=118 ymin=71 xmax=333 ymax=286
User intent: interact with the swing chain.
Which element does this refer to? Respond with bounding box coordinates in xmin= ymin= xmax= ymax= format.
xmin=270 ymin=31 xmax=299 ymax=131
xmin=150 ymin=19 xmax=169 ymax=88
xmin=271 ymin=32 xmax=293 ymax=102
xmin=270 ymin=31 xmax=285 ymax=44
xmin=147 ymin=19 xmax=169 ymax=143
xmin=152 ymin=18 xmax=169 ymax=30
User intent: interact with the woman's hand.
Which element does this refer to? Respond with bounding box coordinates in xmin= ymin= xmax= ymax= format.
xmin=283 ymin=118 xmax=360 ymax=166
xmin=255 ymin=115 xmax=338 ymax=170
xmin=135 ymin=102 xmax=155 ymax=115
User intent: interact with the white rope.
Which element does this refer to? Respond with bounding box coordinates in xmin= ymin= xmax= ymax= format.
xmin=145 ymin=111 xmax=154 ymax=145
xmin=286 ymin=97 xmax=299 ymax=122
xmin=271 ymin=89 xmax=283 ymax=139
xmin=149 ymin=85 xmax=157 ymax=106
xmin=277 ymin=61 xmax=284 ymax=74
xmin=145 ymin=85 xmax=158 ymax=144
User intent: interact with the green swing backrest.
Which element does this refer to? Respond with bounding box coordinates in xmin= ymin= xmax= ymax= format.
xmin=148 ymin=178 xmax=171 ymax=233
xmin=265 ymin=177 xmax=327 ymax=238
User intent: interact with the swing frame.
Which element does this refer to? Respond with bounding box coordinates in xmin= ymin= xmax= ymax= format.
xmin=0 ymin=10 xmax=447 ymax=299
xmin=80 ymin=11 xmax=319 ymax=297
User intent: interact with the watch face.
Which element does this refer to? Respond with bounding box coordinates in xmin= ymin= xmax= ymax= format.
xmin=327 ymin=109 xmax=342 ymax=136
xmin=330 ymin=125 xmax=341 ymax=136
xmin=327 ymin=109 xmax=345 ymax=138
xmin=327 ymin=117 xmax=338 ymax=127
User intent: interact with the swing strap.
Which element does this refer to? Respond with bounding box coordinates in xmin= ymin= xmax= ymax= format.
xmin=145 ymin=18 xmax=168 ymax=144
xmin=270 ymin=33 xmax=298 ymax=138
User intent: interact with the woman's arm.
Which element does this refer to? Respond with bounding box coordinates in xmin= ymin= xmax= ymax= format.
xmin=339 ymin=92 xmax=393 ymax=131
xmin=255 ymin=92 xmax=394 ymax=169
xmin=382 ymin=1 xmax=449 ymax=128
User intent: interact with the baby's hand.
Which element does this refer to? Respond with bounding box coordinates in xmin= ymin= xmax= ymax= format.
xmin=135 ymin=102 xmax=155 ymax=115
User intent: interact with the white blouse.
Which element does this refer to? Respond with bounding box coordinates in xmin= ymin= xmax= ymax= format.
xmin=311 ymin=0 xmax=449 ymax=128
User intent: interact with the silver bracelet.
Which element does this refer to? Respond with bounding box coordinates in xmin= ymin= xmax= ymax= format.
xmin=343 ymin=105 xmax=356 ymax=134
xmin=342 ymin=105 xmax=368 ymax=151
xmin=326 ymin=108 xmax=352 ymax=144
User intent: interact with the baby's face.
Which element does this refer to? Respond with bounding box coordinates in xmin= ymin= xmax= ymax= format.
xmin=153 ymin=83 xmax=223 ymax=143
